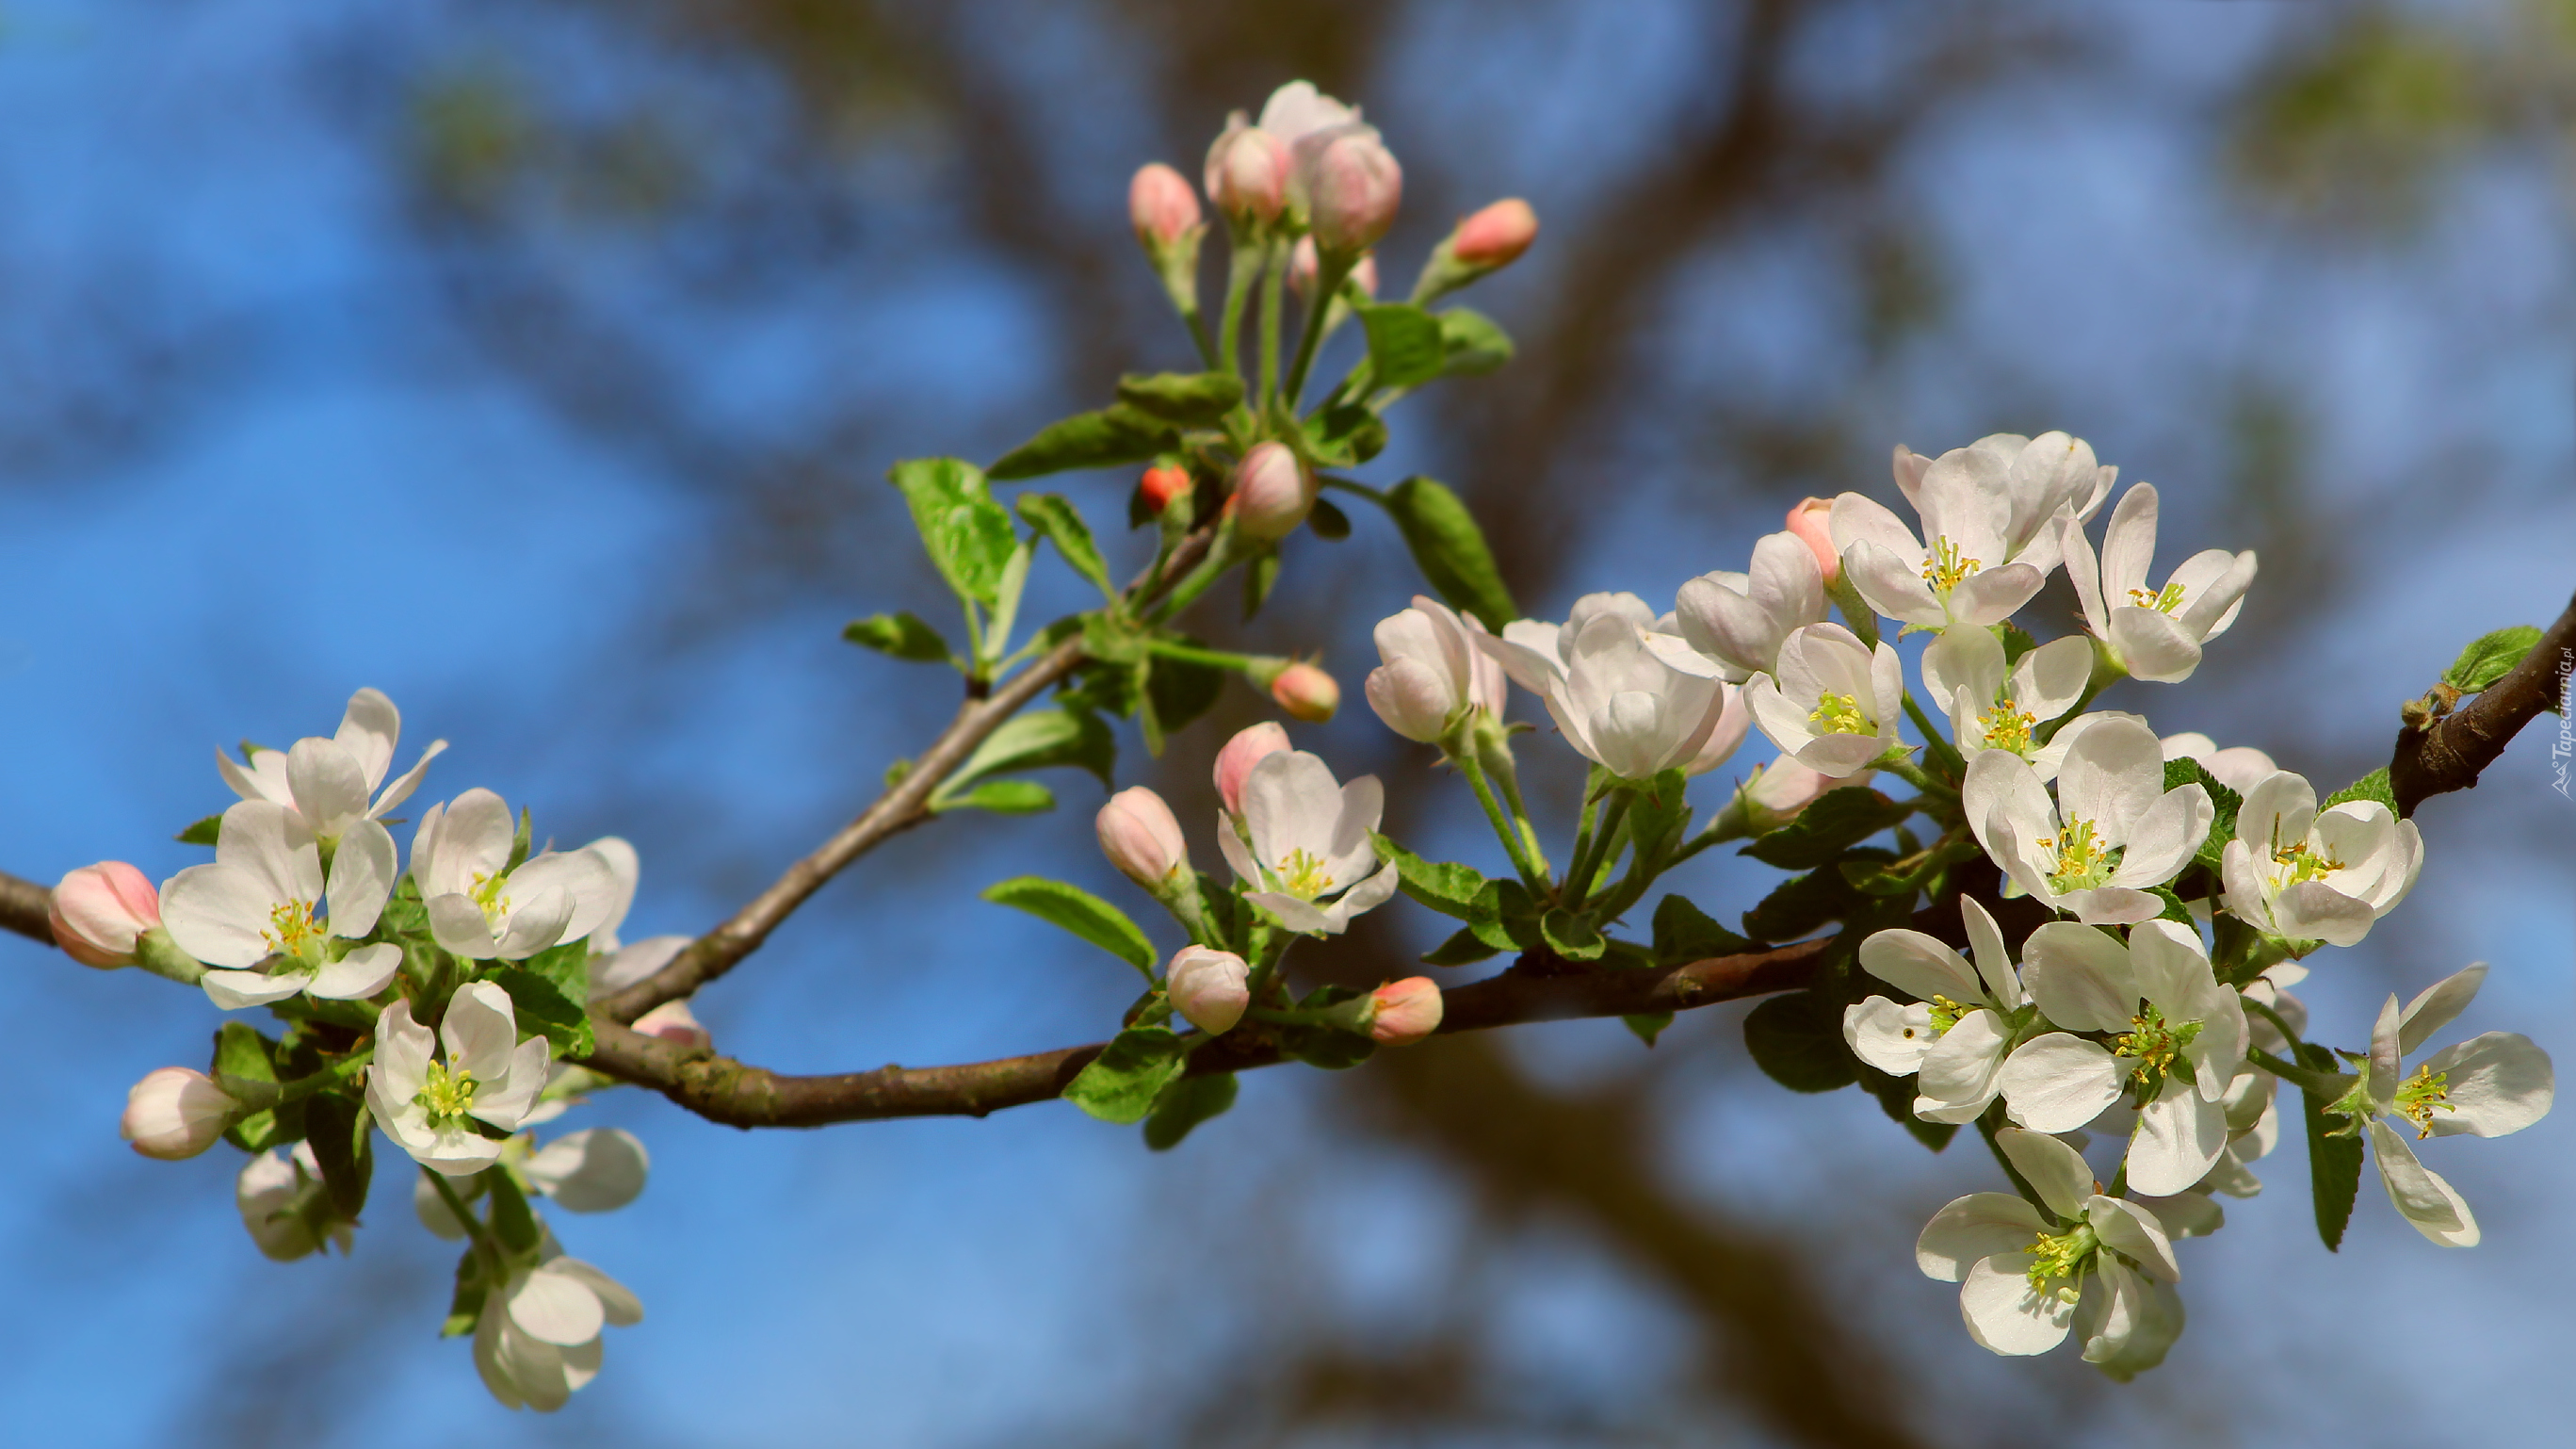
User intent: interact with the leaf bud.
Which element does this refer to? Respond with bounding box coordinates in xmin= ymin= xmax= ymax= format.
xmin=1166 ymin=945 xmax=1252 ymax=1035
xmin=121 ymin=1066 xmax=236 ymax=1161
xmin=1214 ymin=723 xmax=1292 ymax=816
xmin=1096 ymin=786 xmax=1190 ymax=887
xmin=50 ymin=860 xmax=159 ymax=969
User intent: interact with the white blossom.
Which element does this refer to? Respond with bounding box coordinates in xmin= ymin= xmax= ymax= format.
xmin=475 ymin=1252 xmax=642 ymax=1412
xmin=1920 ymin=627 xmax=2097 ymax=780
xmin=1887 ymin=431 xmax=2117 ymax=579
xmin=2219 ymin=770 xmax=2422 ymax=952
xmin=217 ymin=687 xmax=446 ymax=841
xmin=2157 ymin=731 xmax=2277 ymax=795
xmin=412 ymin=789 xmax=623 ymax=961
xmin=366 ymin=983 xmax=553 ymax=1176
xmin=1964 ymin=716 xmax=2211 ymax=924
xmin=1217 ymin=750 xmax=1400 ymax=936
xmin=1742 ymin=622 xmax=1904 ymax=776
xmin=1829 ymin=432 xmax=2107 ymax=629
xmin=1364 ymin=594 xmax=1507 ymax=744
xmin=237 ymin=1142 xmax=351 ymax=1261
xmin=1481 ymin=595 xmax=1732 ymax=781
xmin=523 ymin=1127 xmax=651 ymax=1213
xmin=1672 ymin=530 xmax=1825 ymax=681
xmin=161 ymin=800 xmax=401 ymax=1009
xmin=1843 ymin=897 xmax=2027 ymax=1122
xmin=2062 ymin=484 xmax=2257 ymax=684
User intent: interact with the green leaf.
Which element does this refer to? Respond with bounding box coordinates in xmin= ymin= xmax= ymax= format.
xmin=2298 ymin=1043 xmax=2364 ymax=1251
xmin=521 ymin=937 xmax=592 ymax=1005
xmin=1306 ymin=496 xmax=1352 ymax=540
xmin=987 ymin=405 xmax=1177 ymax=482
xmin=841 ymin=611 xmax=953 ymax=663
xmin=1421 ymin=926 xmax=1501 ymax=967
xmin=1539 ymin=907 xmax=1606 ymax=961
xmin=2148 ymin=887 xmax=2196 ymax=927
xmin=1061 ymin=1027 xmax=1188 ymax=1124
xmin=1014 ymin=493 xmax=1115 ymax=597
xmin=443 ymin=1247 xmax=490 ymax=1338
xmin=887 ymin=457 xmax=1019 ymax=603
xmin=1741 ymin=855 xmax=1881 ymax=943
xmin=1739 ymin=787 xmax=1913 ymax=870
xmin=1142 ymin=1071 xmax=1239 ymax=1150
xmin=1651 ymin=894 xmax=1753 ymax=966
xmin=1303 ymin=401 xmax=1387 ymax=467
xmin=2163 ymin=758 xmax=2244 ymax=872
xmin=1371 ymin=834 xmax=1492 ymax=921
xmin=2321 ymin=767 xmax=2397 ymax=815
xmin=1194 ymin=871 xmax=1249 ymax=956
xmin=301 ymin=1092 xmax=374 ymax=1221
xmin=213 ymin=1022 xmax=283 ymax=1152
xmin=2442 ymin=625 xmax=2542 ymax=692
xmin=1142 ymin=649 xmax=1226 ymax=745
xmin=980 ymin=876 xmax=1156 ymax=974
xmin=1623 ymin=770 xmax=1693 ymax=866
xmin=1240 ymin=547 xmax=1281 ymax=621
xmin=176 ymin=814 xmax=223 ymax=846
xmin=1435 ymin=307 xmax=1515 ymax=376
xmin=1384 ymin=477 xmax=1517 ymax=632
xmin=1356 ymin=302 xmax=1447 ymax=389
xmin=1113 ymin=371 xmax=1244 ymax=426
xmin=1622 ymin=1012 xmax=1675 ymax=1048
xmin=935 ymin=780 xmax=1055 ymax=815
xmin=1279 ymin=1023 xmax=1376 ymax=1070
xmin=948 ymin=704 xmax=1117 ymax=793
xmin=1061 ymin=658 xmax=1145 ymax=721
xmin=486 ymin=1167 xmax=543 ymax=1254
xmin=1995 ymin=622 xmax=2039 ymax=667
xmin=490 ymin=967 xmax=591 ymax=1057
xmin=1742 ymin=991 xmax=1858 ymax=1093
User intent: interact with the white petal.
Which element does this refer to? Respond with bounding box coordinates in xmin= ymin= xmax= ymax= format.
xmin=443 ymin=981 xmax=522 ymax=1085
xmin=524 ymin=1128 xmax=652 ymax=1213
xmin=2126 ymin=1079 xmax=2228 ymax=1197
xmin=1946 ymin=563 xmax=2046 ymax=627
xmin=2019 ymin=922 xmax=2137 ymax=1034
xmin=2421 ymin=1032 xmax=2554 ymax=1139
xmin=325 ymin=819 xmax=397 ymax=937
xmin=2368 ymin=1119 xmax=2479 ymax=1247
xmin=309 ymin=943 xmax=401 ymax=1001
xmin=2234 ymin=771 xmax=2317 ymax=857
xmin=1917 ymin=1193 xmax=2047 ymax=1281
xmin=1959 ymin=897 xmax=2021 ymax=1008
xmin=1843 ymin=540 xmax=1945 ymax=625
xmin=1960 ymin=1254 xmax=2075 ymax=1355
xmin=1919 ymin=1011 xmax=2013 ymax=1117
xmin=471 ymin=1036 xmax=555 ymax=1131
xmin=1856 ymin=929 xmax=1982 ymax=1004
xmin=548 ymin=1258 xmax=643 ymax=1327
xmin=2107 ymin=607 xmax=2204 ymax=684
xmin=201 ymin=968 xmax=309 ymax=1010
xmin=2084 ymin=1195 xmax=2179 ymax=1281
xmin=427 ymin=892 xmax=501 ymax=961
xmin=162 ymin=862 xmax=282 ymax=969
xmin=510 ymin=1266 xmax=606 ymax=1347
xmin=1999 ymin=1034 xmax=2125 ymax=1133
xmin=2397 ymin=963 xmax=2486 ymax=1056
xmin=2274 ymin=882 xmax=2377 ymax=949
xmin=286 ymin=740 xmax=371 ymax=838
xmin=1995 ymin=1126 xmax=2095 ymax=1220
xmin=1844 ymin=998 xmax=1935 ymax=1076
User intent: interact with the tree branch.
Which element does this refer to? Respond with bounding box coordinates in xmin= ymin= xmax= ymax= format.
xmin=2389 ymin=587 xmax=2576 ymax=817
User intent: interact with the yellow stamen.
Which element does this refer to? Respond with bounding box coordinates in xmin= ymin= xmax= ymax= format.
xmin=414 ymin=1060 xmax=478 ymax=1128
xmin=2394 ymin=1064 xmax=2455 ymax=1139
xmin=2127 ymin=580 xmax=2185 ymax=612
xmin=1808 ymin=691 xmax=1871 ymax=736
xmin=1277 ymin=847 xmax=1336 ymax=901
xmin=2039 ymin=818 xmax=2114 ymax=892
xmin=1921 ymin=537 xmax=1982 ymax=594
xmin=262 ymin=900 xmax=325 ymax=958
xmin=1978 ymin=699 xmax=2037 ymax=756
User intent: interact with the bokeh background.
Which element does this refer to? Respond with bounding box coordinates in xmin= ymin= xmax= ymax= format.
xmin=2 ymin=1 xmax=2570 ymax=1444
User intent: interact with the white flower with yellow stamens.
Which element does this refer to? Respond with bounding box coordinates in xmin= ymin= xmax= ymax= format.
xmin=1842 ymin=897 xmax=2028 ymax=1122
xmin=161 ymin=800 xmax=401 ymax=1009
xmin=1216 ymin=750 xmax=1399 ymax=936
xmin=365 ymin=982 xmax=552 ymax=1176
xmin=2218 ymin=769 xmax=2422 ymax=952
xmin=1963 ymin=716 xmax=2211 ymax=925
xmin=1920 ymin=626 xmax=2097 ymax=781
xmin=1742 ymin=622 xmax=1904 ymax=776
xmin=216 ymin=687 xmax=446 ymax=843
xmin=1829 ymin=432 xmax=2107 ymax=631
xmin=411 ymin=789 xmax=624 ymax=962
xmin=2061 ymin=483 xmax=2257 ymax=684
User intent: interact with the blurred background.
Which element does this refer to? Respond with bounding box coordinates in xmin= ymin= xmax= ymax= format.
xmin=2 ymin=1 xmax=2569 ymax=1443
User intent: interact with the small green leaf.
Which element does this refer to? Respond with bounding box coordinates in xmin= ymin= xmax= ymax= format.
xmin=2148 ymin=887 xmax=2196 ymax=927
xmin=1142 ymin=649 xmax=1225 ymax=743
xmin=2441 ymin=625 xmax=2541 ymax=692
xmin=1742 ymin=991 xmax=1857 ymax=1093
xmin=1240 ymin=547 xmax=1281 ymax=621
xmin=1623 ymin=770 xmax=1693 ymax=866
xmin=1435 ymin=307 xmax=1515 ymax=376
xmin=1371 ymin=834 xmax=1492 ymax=920
xmin=485 ymin=1167 xmax=543 ymax=1254
xmin=490 ymin=967 xmax=591 ymax=1057
xmin=1539 ymin=908 xmax=1606 ymax=961
xmin=1651 ymin=894 xmax=1752 ymax=966
xmin=176 ymin=814 xmax=223 ymax=846
xmin=2163 ymin=757 xmax=2243 ymax=872
xmin=987 ymin=405 xmax=1177 ymax=482
xmin=1142 ymin=1071 xmax=1239 ymax=1150
xmin=2321 ymin=767 xmax=2396 ymax=815
xmin=1996 ymin=622 xmax=2039 ymax=667
xmin=1278 ymin=1022 xmax=1375 ymax=1070
xmin=301 ymin=1092 xmax=374 ymax=1221
xmin=948 ymin=704 xmax=1117 ymax=793
xmin=1113 ymin=371 xmax=1244 ymax=426
xmin=1421 ymin=926 xmax=1501 ymax=967
xmin=443 ymin=1247 xmax=489 ymax=1338
xmin=841 ymin=611 xmax=953 ymax=663
xmin=2298 ymin=1042 xmax=2364 ymax=1251
xmin=936 ymin=780 xmax=1056 ymax=815
xmin=887 ymin=457 xmax=1019 ymax=604
xmin=213 ymin=1022 xmax=283 ymax=1153
xmin=1306 ymin=496 xmax=1352 ymax=540
xmin=1741 ymin=857 xmax=1879 ymax=944
xmin=1739 ymin=787 xmax=1912 ymax=870
xmin=980 ymin=876 xmax=1156 ymax=974
xmin=1356 ymin=302 xmax=1448 ymax=389
xmin=521 ymin=937 xmax=592 ymax=1006
xmin=1062 ymin=1027 xmax=1188 ymax=1124
xmin=1303 ymin=401 xmax=1387 ymax=467
xmin=1622 ymin=1012 xmax=1674 ymax=1048
xmin=1384 ymin=476 xmax=1517 ymax=632
xmin=1015 ymin=493 xmax=1115 ymax=597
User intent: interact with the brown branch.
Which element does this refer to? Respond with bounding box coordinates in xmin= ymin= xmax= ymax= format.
xmin=2389 ymin=587 xmax=2576 ymax=817
xmin=0 ymin=871 xmax=51 ymax=948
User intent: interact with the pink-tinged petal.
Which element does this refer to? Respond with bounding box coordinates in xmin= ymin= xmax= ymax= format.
xmin=2397 ymin=963 xmax=2486 ymax=1056
xmin=2420 ymin=1032 xmax=2553 ymax=1139
xmin=2367 ymin=1120 xmax=2479 ymax=1247
xmin=1946 ymin=562 xmax=2045 ymax=627
xmin=2126 ymin=1080 xmax=2228 ymax=1196
xmin=309 ymin=943 xmax=400 ymax=1001
xmin=1960 ymin=1255 xmax=2075 ymax=1356
xmin=2106 ymin=607 xmax=2203 ymax=684
xmin=1995 ymin=1126 xmax=2095 ymax=1220
xmin=2098 ymin=483 xmax=2158 ymax=604
xmin=1998 ymin=1034 xmax=2123 ymax=1133
xmin=1917 ymin=1193 xmax=2048 ymax=1281
xmin=2174 ymin=550 xmax=2258 ymax=638
xmin=1826 ymin=490 xmax=1923 ymax=563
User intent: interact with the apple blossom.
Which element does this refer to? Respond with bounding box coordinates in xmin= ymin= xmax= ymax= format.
xmin=1295 ymin=122 xmax=1402 ymax=255
xmin=1742 ymin=622 xmax=1904 ymax=777
xmin=121 ymin=1066 xmax=236 ymax=1160
xmin=475 ymin=1253 xmax=642 ymax=1413
xmin=2157 ymin=731 xmax=2277 ymax=795
xmin=1364 ymin=594 xmax=1507 ymax=745
xmin=217 ymin=687 xmax=446 ymax=843
xmin=591 ymin=934 xmax=689 ymax=997
xmin=1356 ymin=976 xmax=1442 ymax=1045
xmin=1673 ymin=530 xmax=1826 ymax=682
xmin=1785 ymin=497 xmax=1839 ymax=582
xmin=1214 ymin=722 xmax=1292 ymax=818
xmin=1828 ymin=436 xmax=2066 ymax=630
xmin=1963 ymin=715 xmax=2212 ymax=924
xmin=1256 ymin=79 xmax=1360 ymax=151
xmin=524 ymin=1128 xmax=652 ymax=1213
xmin=1096 ymin=786 xmax=1190 ymax=888
xmin=1230 ymin=441 xmax=1315 ymax=541
xmin=1217 ymin=749 xmax=1399 ymax=936
xmin=1448 ymin=198 xmax=1537 ymax=269
xmin=1921 ymin=627 xmax=2097 ymax=779
xmin=1128 ymin=161 xmax=1201 ymax=247
xmin=161 ymin=800 xmax=401 ymax=1009
xmin=2219 ymin=769 xmax=2422 ymax=952
xmin=237 ymin=1142 xmax=351 ymax=1261
xmin=1203 ymin=115 xmax=1288 ymax=224
xmin=1482 ymin=595 xmax=1733 ymax=781
xmin=630 ymin=999 xmax=710 ymax=1050
xmin=1845 ymin=898 xmax=2028 ymax=1122
xmin=2061 ymin=483 xmax=2257 ymax=684
xmin=50 ymin=860 xmax=159 ymax=969
xmin=412 ymin=789 xmax=623 ymax=961
xmin=366 ymin=983 xmax=554 ymax=1176
xmin=1884 ymin=432 xmax=2116 ymax=576
xmin=1268 ymin=660 xmax=1340 ymax=723
xmin=1166 ymin=945 xmax=1252 ymax=1035
xmin=1721 ymin=757 xmax=1875 ymax=835
xmin=1680 ymin=685 xmax=1751 ymax=778
xmin=1917 ymin=1128 xmax=2180 ymax=1368
xmin=1994 ymin=920 xmax=2247 ymax=1195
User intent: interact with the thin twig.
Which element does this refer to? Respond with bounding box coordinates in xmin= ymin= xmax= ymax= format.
xmin=2389 ymin=587 xmax=2576 ymax=817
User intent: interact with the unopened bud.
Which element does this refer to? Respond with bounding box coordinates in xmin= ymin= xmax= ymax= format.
xmin=1096 ymin=786 xmax=1190 ymax=887
xmin=122 ymin=1066 xmax=236 ymax=1161
xmin=241 ymin=1143 xmax=348 ymax=1261
xmin=1296 ymin=124 xmax=1402 ymax=255
xmin=50 ymin=861 xmax=160 ymax=969
xmin=1229 ymin=441 xmax=1314 ymax=542
xmin=1364 ymin=977 xmax=1443 ymax=1045
xmin=1268 ymin=661 xmax=1340 ymax=724
xmin=1214 ymin=723 xmax=1292 ymax=816
xmin=1785 ymin=497 xmax=1839 ymax=584
xmin=632 ymin=1000 xmax=711 ymax=1051
xmin=1287 ymin=235 xmax=1379 ymax=303
xmin=1205 ymin=116 xmax=1289 ymax=225
xmin=1142 ymin=464 xmax=1193 ymax=515
xmin=1166 ymin=945 xmax=1252 ymax=1035
xmin=1739 ymin=758 xmax=1871 ymax=834
xmin=1450 ymin=198 xmax=1537 ymax=269
xmin=1128 ymin=162 xmax=1203 ymax=247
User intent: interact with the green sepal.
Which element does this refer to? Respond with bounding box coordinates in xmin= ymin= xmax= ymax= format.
xmin=2442 ymin=625 xmax=2541 ymax=692
xmin=1142 ymin=1071 xmax=1239 ymax=1150
xmin=443 ymin=1247 xmax=490 ymax=1338
xmin=490 ymin=966 xmax=591 ymax=1057
xmin=1014 ymin=493 xmax=1115 ymax=598
xmin=934 ymin=780 xmax=1055 ymax=815
xmin=2321 ymin=767 xmax=2396 ymax=815
xmin=987 ymin=405 xmax=1176 ymax=482
xmin=301 ymin=1091 xmax=374 ymax=1221
xmin=1651 ymin=894 xmax=1752 ymax=967
xmin=888 ymin=457 xmax=1019 ymax=603
xmin=1538 ymin=908 xmax=1606 ymax=961
xmin=1738 ymin=787 xmax=1912 ymax=870
xmin=2297 ymin=1040 xmax=2365 ymax=1251
xmin=2147 ymin=887 xmax=2197 ymax=927
xmin=1742 ymin=990 xmax=1858 ymax=1093
xmin=842 ymin=611 xmax=953 ymax=663
xmin=485 ymin=1167 xmax=543 ymax=1255
xmin=1240 ymin=548 xmax=1281 ymax=621
xmin=944 ymin=702 xmax=1117 ymax=796
xmin=1061 ymin=1026 xmax=1188 ymax=1124
xmin=1112 ymin=371 xmax=1244 ymax=427
xmin=1355 ymin=302 xmax=1447 ymax=389
xmin=1622 ymin=770 xmax=1693 ymax=867
xmin=1384 ymin=476 xmax=1517 ymax=632
xmin=1421 ymin=927 xmax=1501 ymax=967
xmin=980 ymin=876 xmax=1156 ymax=974
xmin=176 ymin=814 xmax=223 ymax=846
xmin=1621 ymin=1012 xmax=1674 ymax=1048
xmin=214 ymin=1022 xmax=283 ymax=1153
xmin=504 ymin=806 xmax=533 ymax=875
xmin=1435 ymin=307 xmax=1515 ymax=376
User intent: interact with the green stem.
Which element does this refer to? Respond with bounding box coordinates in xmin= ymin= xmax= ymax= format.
xmin=1317 ymin=475 xmax=1388 ymax=505
xmin=1280 ymin=251 xmax=1353 ymax=409
xmin=1664 ymin=806 xmax=1755 ymax=871
xmin=1904 ymin=691 xmax=1968 ymax=785
xmin=2247 ymin=1041 xmax=2351 ymax=1099
xmin=1144 ymin=638 xmax=1275 ymax=676
xmin=1146 ymin=530 xmax=1239 ymax=626
xmin=1457 ymin=752 xmax=1547 ymax=894
xmin=1564 ymin=790 xmax=1633 ymax=907
xmin=425 ymin=1166 xmax=506 ymax=1273
xmin=1256 ymin=237 xmax=1288 ymax=409
xmin=1871 ymin=748 xmax=1953 ymax=798
xmin=1216 ymin=228 xmax=1264 ymax=381
xmin=1490 ymin=756 xmax=1552 ymax=881
xmin=1242 ymin=929 xmax=1295 ymax=1007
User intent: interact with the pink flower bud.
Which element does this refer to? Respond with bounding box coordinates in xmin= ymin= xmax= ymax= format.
xmin=632 ymin=1000 xmax=711 ymax=1051
xmin=1287 ymin=235 xmax=1379 ymax=302
xmin=1141 ymin=464 xmax=1192 ymax=514
xmin=1450 ymin=198 xmax=1537 ymax=269
xmin=1786 ymin=497 xmax=1839 ymax=584
xmin=1204 ymin=117 xmax=1289 ymax=224
xmin=1740 ymin=758 xmax=1871 ymax=833
xmin=1229 ymin=441 xmax=1314 ymax=541
xmin=1214 ymin=723 xmax=1292 ymax=815
xmin=1096 ymin=786 xmax=1189 ymax=887
xmin=121 ymin=1066 xmax=235 ymax=1160
xmin=1166 ymin=945 xmax=1251 ymax=1035
xmin=1269 ymin=662 xmax=1340 ymax=724
xmin=50 ymin=861 xmax=160 ymax=969
xmin=1129 ymin=162 xmax=1203 ymax=247
xmin=1296 ymin=124 xmax=1402 ymax=255
xmin=1366 ymin=977 xmax=1442 ymax=1045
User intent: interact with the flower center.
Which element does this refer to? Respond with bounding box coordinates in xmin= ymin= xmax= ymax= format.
xmin=2127 ymin=580 xmax=2185 ymax=613
xmin=414 ymin=1060 xmax=478 ymax=1128
xmin=2394 ymin=1064 xmax=2454 ymax=1139
xmin=2024 ymin=1223 xmax=2097 ymax=1304
xmin=470 ymin=871 xmax=512 ymax=927
xmin=1977 ymin=699 xmax=2037 ymax=756
xmin=2269 ymin=838 xmax=2345 ymax=887
xmin=262 ymin=899 xmax=325 ymax=959
xmin=1926 ymin=995 xmax=1971 ymax=1035
xmin=2038 ymin=818 xmax=2116 ymax=892
xmin=2113 ymin=1004 xmax=2204 ymax=1094
xmin=1807 ymin=691 xmax=1872 ymax=736
xmin=1921 ymin=537 xmax=1982 ymax=595
xmin=1277 ymin=847 xmax=1336 ymax=901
